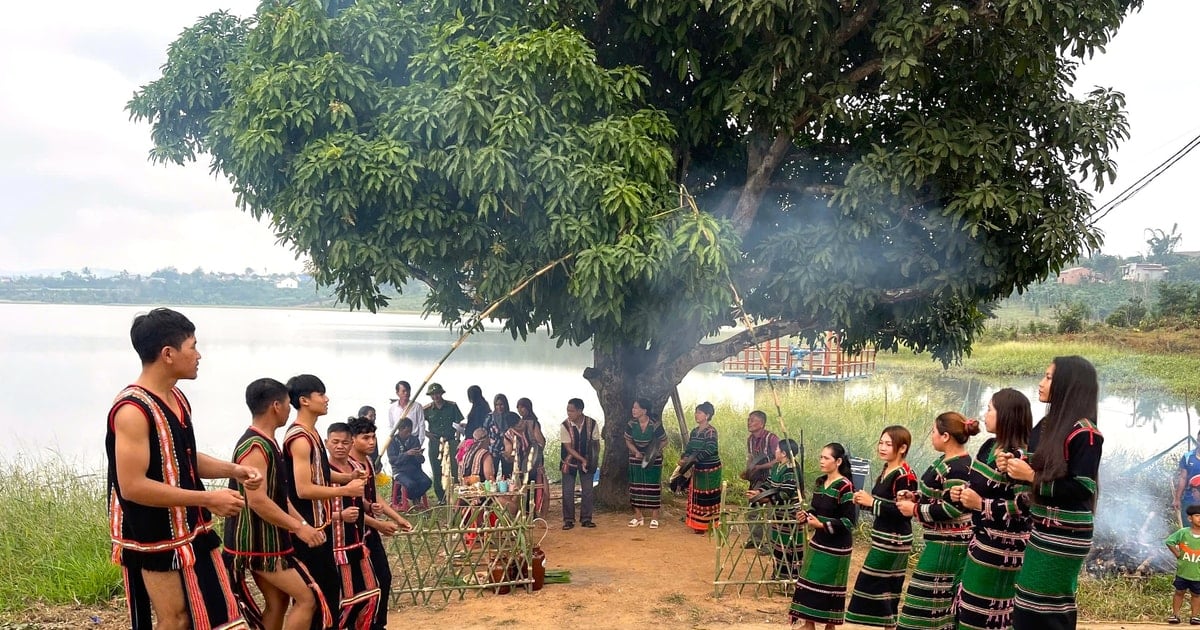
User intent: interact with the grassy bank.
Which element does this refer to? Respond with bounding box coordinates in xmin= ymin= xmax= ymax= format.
xmin=877 ymin=334 xmax=1200 ymax=398
xmin=0 ymin=462 xmax=118 ymax=614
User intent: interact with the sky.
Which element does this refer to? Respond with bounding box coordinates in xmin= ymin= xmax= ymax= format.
xmin=0 ymin=2 xmax=1196 ymax=275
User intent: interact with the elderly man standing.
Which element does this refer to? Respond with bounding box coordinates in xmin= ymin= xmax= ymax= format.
xmin=744 ymin=410 xmax=779 ymax=548
xmin=424 ymin=383 xmax=465 ymax=505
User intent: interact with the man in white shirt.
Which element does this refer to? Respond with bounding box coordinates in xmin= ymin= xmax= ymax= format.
xmin=387 ymin=380 xmax=425 ymax=448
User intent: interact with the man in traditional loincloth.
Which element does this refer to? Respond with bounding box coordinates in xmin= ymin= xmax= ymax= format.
xmin=326 ymin=422 xmax=381 ymax=630
xmin=348 ymin=416 xmax=412 ymax=630
xmin=225 ymin=378 xmax=330 ymax=630
xmin=283 ymin=375 xmax=366 ymax=630
xmin=106 ymin=307 xmax=260 ymax=630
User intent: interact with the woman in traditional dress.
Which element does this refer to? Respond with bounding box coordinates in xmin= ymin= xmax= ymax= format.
xmin=683 ymin=401 xmax=722 ymax=533
xmin=999 ymin=356 xmax=1102 ymax=630
xmin=749 ymin=438 xmax=804 ymax=581
xmin=625 ymin=397 xmax=667 ymax=528
xmin=510 ymin=397 xmax=548 ymax=516
xmin=895 ymin=412 xmax=979 ymax=630
xmin=789 ymin=443 xmax=857 ymax=629
xmin=487 ymin=394 xmax=521 ymax=478
xmin=846 ymin=425 xmax=919 ymax=629
xmin=949 ymin=388 xmax=1033 ymax=630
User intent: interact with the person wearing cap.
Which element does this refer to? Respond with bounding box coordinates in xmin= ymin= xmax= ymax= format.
xmin=1175 ymin=432 xmax=1200 ymax=526
xmin=1166 ymin=504 xmax=1200 ymax=624
xmin=424 ymin=383 xmax=464 ymax=504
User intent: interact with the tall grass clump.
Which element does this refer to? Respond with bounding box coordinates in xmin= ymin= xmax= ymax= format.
xmin=0 ymin=460 xmax=118 ymax=613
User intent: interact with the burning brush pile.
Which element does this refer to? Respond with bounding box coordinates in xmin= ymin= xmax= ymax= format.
xmin=1086 ymin=509 xmax=1177 ymax=578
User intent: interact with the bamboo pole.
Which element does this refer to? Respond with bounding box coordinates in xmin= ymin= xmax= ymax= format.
xmin=377 ymin=252 xmax=574 ymax=455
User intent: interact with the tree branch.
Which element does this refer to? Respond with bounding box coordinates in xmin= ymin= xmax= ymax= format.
xmin=680 ymin=318 xmax=814 ymax=369
xmin=835 ymin=0 xmax=880 ymax=46
xmin=730 ymin=130 xmax=795 ymax=236
xmin=843 ymin=58 xmax=883 ymax=84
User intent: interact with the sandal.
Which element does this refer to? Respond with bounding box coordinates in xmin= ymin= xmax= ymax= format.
xmin=1169 ymin=615 xmax=1181 ymax=625
xmin=627 ymin=518 xmax=643 ymax=527
xmin=1189 ymin=616 xmax=1200 ymax=625
xmin=649 ymin=519 xmax=659 ymax=529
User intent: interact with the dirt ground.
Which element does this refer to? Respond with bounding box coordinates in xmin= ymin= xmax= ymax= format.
xmin=3 ymin=500 xmax=1171 ymax=629
xmin=381 ymin=501 xmax=1165 ymax=630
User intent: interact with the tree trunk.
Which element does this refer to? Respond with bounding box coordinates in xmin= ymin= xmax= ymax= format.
xmin=584 ymin=342 xmax=688 ymax=508
xmin=583 ymin=319 xmax=812 ymax=508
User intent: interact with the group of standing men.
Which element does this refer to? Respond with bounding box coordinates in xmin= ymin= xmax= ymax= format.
xmin=106 ymin=308 xmax=409 ymax=630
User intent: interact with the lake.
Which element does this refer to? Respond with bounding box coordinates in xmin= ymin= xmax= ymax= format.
xmin=0 ymin=303 xmax=752 ymax=470
xmin=0 ymin=302 xmax=1194 ymax=473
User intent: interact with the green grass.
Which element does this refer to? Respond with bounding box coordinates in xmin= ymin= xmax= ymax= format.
xmin=878 ymin=338 xmax=1200 ymax=397
xmin=693 ymin=379 xmax=961 ymax=502
xmin=0 ymin=460 xmax=119 ymax=615
xmin=1077 ymin=574 xmax=1170 ymax=622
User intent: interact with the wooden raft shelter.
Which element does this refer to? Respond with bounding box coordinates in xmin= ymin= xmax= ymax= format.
xmin=720 ymin=334 xmax=876 ymax=382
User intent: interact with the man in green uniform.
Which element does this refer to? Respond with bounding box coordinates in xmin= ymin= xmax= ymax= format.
xmin=423 ymin=383 xmax=464 ymax=504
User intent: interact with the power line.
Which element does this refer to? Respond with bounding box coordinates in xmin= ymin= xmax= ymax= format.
xmin=1088 ymin=131 xmax=1200 ymax=226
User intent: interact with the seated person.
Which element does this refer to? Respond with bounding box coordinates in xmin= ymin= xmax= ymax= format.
xmin=461 ymin=428 xmax=496 ymax=483
xmin=386 ymin=418 xmax=432 ymax=509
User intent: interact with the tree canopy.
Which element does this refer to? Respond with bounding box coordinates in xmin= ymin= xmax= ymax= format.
xmin=130 ymin=0 xmax=1142 ymax=503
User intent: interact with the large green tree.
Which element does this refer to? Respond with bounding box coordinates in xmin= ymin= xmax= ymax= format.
xmin=129 ymin=0 xmax=1140 ymax=504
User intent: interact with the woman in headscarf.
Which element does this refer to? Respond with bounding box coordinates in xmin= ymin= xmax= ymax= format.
xmin=486 ymin=394 xmax=520 ymax=479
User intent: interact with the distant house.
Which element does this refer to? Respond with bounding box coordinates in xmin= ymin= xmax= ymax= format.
xmin=275 ymin=277 xmax=300 ymax=290
xmin=1056 ymin=267 xmax=1098 ymax=285
xmin=1122 ymin=262 xmax=1169 ymax=282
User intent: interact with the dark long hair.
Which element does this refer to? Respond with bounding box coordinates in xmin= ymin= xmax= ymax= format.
xmin=516 ymin=397 xmax=537 ymax=421
xmin=468 ymin=385 xmax=486 ymax=406
xmin=818 ymin=442 xmax=853 ymax=488
xmin=1030 ymin=356 xmax=1099 ymax=483
xmin=992 ymin=388 xmax=1033 ymax=453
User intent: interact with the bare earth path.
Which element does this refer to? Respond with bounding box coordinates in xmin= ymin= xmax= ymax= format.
xmin=383 ymin=503 xmax=1165 ymax=630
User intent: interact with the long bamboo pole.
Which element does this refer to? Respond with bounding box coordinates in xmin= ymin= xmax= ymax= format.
xmin=377 ymin=253 xmax=574 ymax=456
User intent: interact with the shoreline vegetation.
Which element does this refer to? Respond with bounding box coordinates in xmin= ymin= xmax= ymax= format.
xmin=1 ymin=329 xmax=1191 ymax=620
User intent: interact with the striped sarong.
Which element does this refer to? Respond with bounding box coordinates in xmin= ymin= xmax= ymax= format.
xmin=789 ymin=538 xmax=852 ymax=625
xmin=897 ymin=536 xmax=969 ymax=630
xmin=845 ymin=529 xmax=913 ymax=626
xmin=955 ymin=529 xmax=1028 ymax=629
xmin=685 ymin=461 xmax=722 ymax=531
xmin=1011 ymin=505 xmax=1093 ymax=630
xmin=628 ymin=462 xmax=663 ymax=509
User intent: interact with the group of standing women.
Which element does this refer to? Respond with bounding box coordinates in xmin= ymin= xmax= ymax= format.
xmin=624 ymin=398 xmax=726 ymax=533
xmin=781 ymin=355 xmax=1103 ymax=630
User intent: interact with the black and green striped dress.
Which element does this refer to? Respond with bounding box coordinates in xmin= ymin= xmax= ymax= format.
xmin=761 ymin=462 xmax=803 ymax=580
xmin=846 ymin=461 xmax=918 ymax=627
xmin=1011 ymin=419 xmax=1102 ymax=630
xmin=684 ymin=425 xmax=722 ymax=531
xmin=954 ymin=438 xmax=1032 ymax=630
xmin=896 ymin=453 xmax=972 ymax=630
xmin=626 ymin=419 xmax=666 ymax=510
xmin=789 ymin=475 xmax=856 ymax=626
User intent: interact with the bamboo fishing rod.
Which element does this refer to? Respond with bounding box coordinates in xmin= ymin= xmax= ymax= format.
xmin=377 ymin=252 xmax=575 ymax=456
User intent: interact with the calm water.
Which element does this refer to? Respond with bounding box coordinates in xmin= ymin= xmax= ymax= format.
xmin=0 ymin=303 xmax=1193 ymax=472
xmin=0 ymin=303 xmax=752 ymax=469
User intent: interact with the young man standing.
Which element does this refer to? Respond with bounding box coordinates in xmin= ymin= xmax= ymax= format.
xmin=225 ymin=378 xmax=329 ymax=630
xmin=348 ymin=417 xmax=413 ymax=630
xmin=387 ymin=380 xmax=425 ymax=448
xmin=283 ymin=375 xmax=365 ymax=630
xmin=106 ymin=307 xmax=259 ymax=630
xmin=423 ymin=383 xmax=464 ymax=504
xmin=560 ymin=398 xmax=599 ymax=530
xmin=326 ymin=422 xmax=380 ymax=630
